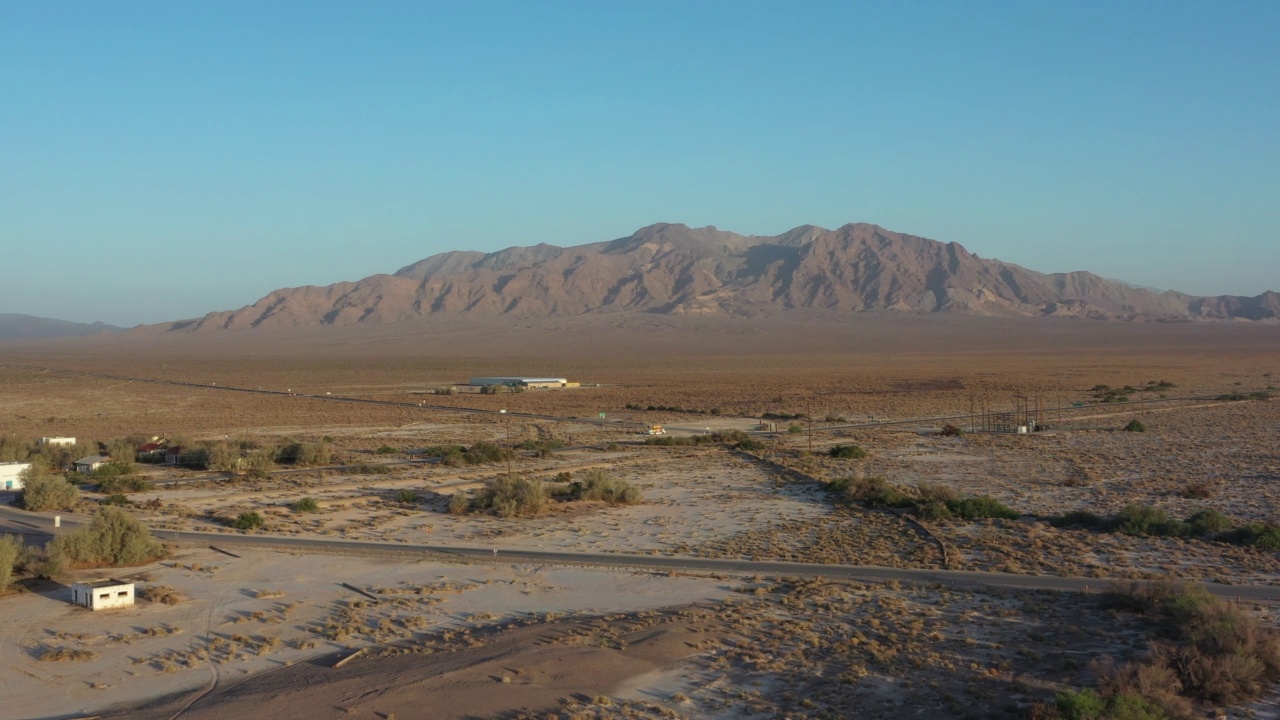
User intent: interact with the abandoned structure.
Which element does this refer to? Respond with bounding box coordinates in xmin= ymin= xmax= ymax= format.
xmin=0 ymin=461 xmax=31 ymax=491
xmin=71 ymin=579 xmax=135 ymax=611
xmin=468 ymin=377 xmax=577 ymax=389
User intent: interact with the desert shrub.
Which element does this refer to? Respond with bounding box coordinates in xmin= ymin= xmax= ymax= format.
xmin=18 ymin=466 xmax=79 ymax=511
xmin=375 ymin=445 xmax=398 ymax=455
xmin=1123 ymin=419 xmax=1147 ymax=433
xmin=1222 ymin=522 xmax=1280 ymax=550
xmin=39 ymin=647 xmax=98 ymax=662
xmin=473 ymin=476 xmax=548 ymax=518
xmin=787 ymin=423 xmax=804 ymax=434
xmin=49 ymin=506 xmax=164 ymax=566
xmin=0 ymin=534 xmax=21 ymax=589
xmin=101 ymin=494 xmax=132 ymax=506
xmin=395 ymin=489 xmax=421 ymax=505
xmin=645 ymin=435 xmax=715 ymax=447
xmin=1184 ymin=508 xmax=1232 ymax=536
xmin=828 ymin=444 xmax=867 ymax=459
xmin=916 ymin=482 xmax=958 ymax=504
xmin=915 ymin=500 xmax=954 ymax=521
xmin=843 ymin=476 xmax=915 ymax=509
xmin=229 ymin=512 xmax=265 ymax=530
xmin=734 ymin=438 xmax=766 ymax=452
xmin=277 ymin=440 xmax=331 ymax=466
xmin=139 ymin=584 xmax=187 ymax=605
xmin=711 ymin=429 xmax=750 ymax=443
xmin=939 ymin=424 xmax=964 ymax=437
xmin=447 ymin=492 xmax=470 ymax=514
xmin=349 ymin=462 xmax=392 ymax=475
xmin=1177 ymin=480 xmax=1214 ymax=499
xmin=293 ymin=497 xmax=319 ymax=513
xmin=1113 ymin=505 xmax=1176 ymax=536
xmin=572 ymin=469 xmax=641 ymax=505
xmin=96 ymin=476 xmax=152 ymax=494
xmin=1051 ymin=510 xmax=1107 ymax=530
xmin=944 ymin=495 xmax=1019 ymax=520
xmin=461 ymin=441 xmax=512 ymax=465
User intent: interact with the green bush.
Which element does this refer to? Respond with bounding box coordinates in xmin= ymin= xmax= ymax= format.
xmin=734 ymin=438 xmax=766 ymax=452
xmin=375 ymin=445 xmax=399 ymax=455
xmin=18 ymin=467 xmax=79 ymax=511
xmin=395 ymin=489 xmax=421 ymax=505
xmin=1054 ymin=688 xmax=1106 ymax=720
xmin=787 ymin=423 xmax=804 ymax=434
xmin=293 ymin=497 xmax=319 ymax=513
xmin=1124 ymin=419 xmax=1147 ymax=432
xmin=1185 ymin=508 xmax=1232 ymax=535
xmin=101 ymin=494 xmax=132 ymax=507
xmin=944 ymin=496 xmax=1019 ymax=520
xmin=0 ymin=535 xmax=21 ymax=589
xmin=828 ymin=444 xmax=867 ymax=459
xmin=1223 ymin=522 xmax=1280 ymax=550
xmin=939 ymin=424 xmax=964 ymax=437
xmin=229 ymin=512 xmax=264 ymax=530
xmin=277 ymin=440 xmax=332 ymax=466
xmin=49 ymin=507 xmax=164 ymax=566
xmin=1113 ymin=505 xmax=1175 ymax=536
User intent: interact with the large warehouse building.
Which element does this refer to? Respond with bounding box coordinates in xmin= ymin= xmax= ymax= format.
xmin=469 ymin=377 xmax=576 ymax=389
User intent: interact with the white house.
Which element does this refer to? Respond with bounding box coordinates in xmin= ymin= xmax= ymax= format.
xmin=39 ymin=437 xmax=76 ymax=447
xmin=71 ymin=579 xmax=135 ymax=611
xmin=0 ymin=461 xmax=31 ymax=491
xmin=72 ymin=455 xmax=110 ymax=474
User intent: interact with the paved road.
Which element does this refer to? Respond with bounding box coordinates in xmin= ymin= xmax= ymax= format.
xmin=160 ymin=525 xmax=1280 ymax=602
xmin=5 ymin=504 xmax=1277 ymax=600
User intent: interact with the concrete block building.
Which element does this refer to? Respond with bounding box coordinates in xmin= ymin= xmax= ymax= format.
xmin=71 ymin=579 xmax=136 ymax=611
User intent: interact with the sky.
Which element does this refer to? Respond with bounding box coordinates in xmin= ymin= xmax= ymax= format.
xmin=2 ymin=1 xmax=1277 ymax=326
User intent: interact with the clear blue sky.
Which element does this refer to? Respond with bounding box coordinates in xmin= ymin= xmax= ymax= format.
xmin=2 ymin=1 xmax=1277 ymax=326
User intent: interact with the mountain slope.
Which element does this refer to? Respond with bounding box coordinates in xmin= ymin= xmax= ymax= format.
xmin=0 ymin=314 xmax=124 ymax=341
xmin=150 ymin=223 xmax=1278 ymax=332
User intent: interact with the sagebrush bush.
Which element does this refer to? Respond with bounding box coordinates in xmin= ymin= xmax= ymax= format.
xmin=293 ymin=497 xmax=319 ymax=513
xmin=944 ymin=496 xmax=1019 ymax=520
xmin=1124 ymin=419 xmax=1147 ymax=432
xmin=96 ymin=476 xmax=152 ymax=494
xmin=473 ymin=476 xmax=548 ymax=517
xmin=572 ymin=469 xmax=642 ymax=505
xmin=229 ymin=512 xmax=265 ymax=530
xmin=828 ymin=444 xmax=867 ymax=459
xmin=49 ymin=506 xmax=164 ymax=567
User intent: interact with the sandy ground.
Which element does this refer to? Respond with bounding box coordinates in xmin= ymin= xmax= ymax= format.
xmin=1 ymin=546 xmax=732 ymax=720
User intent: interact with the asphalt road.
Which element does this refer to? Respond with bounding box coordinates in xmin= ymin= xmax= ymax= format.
xmin=5 ymin=504 xmax=1278 ymax=600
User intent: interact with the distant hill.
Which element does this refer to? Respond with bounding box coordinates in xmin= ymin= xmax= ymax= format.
xmin=144 ymin=223 xmax=1280 ymax=333
xmin=0 ymin=314 xmax=124 ymax=341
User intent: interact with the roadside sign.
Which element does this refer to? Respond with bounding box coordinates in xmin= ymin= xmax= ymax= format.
xmin=598 ymin=412 xmax=606 ymax=419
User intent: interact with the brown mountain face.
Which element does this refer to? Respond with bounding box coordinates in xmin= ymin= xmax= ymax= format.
xmin=153 ymin=223 xmax=1278 ymax=333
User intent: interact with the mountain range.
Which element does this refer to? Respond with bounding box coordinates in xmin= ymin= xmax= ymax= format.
xmin=153 ymin=223 xmax=1278 ymax=333
xmin=0 ymin=314 xmax=123 ymax=341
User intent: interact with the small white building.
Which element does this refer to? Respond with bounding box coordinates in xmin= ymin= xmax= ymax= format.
xmin=0 ymin=461 xmax=31 ymax=491
xmin=39 ymin=437 xmax=77 ymax=447
xmin=71 ymin=579 xmax=136 ymax=611
xmin=73 ymin=455 xmax=110 ymax=474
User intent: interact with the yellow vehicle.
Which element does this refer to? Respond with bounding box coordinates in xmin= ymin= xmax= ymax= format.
xmin=647 ymin=424 xmax=666 ymax=435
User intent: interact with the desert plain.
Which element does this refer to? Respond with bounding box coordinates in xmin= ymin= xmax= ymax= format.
xmin=2 ymin=315 xmax=1280 ymax=720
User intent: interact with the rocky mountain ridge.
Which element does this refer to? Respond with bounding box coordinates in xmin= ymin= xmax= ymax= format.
xmin=155 ymin=223 xmax=1280 ymax=332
